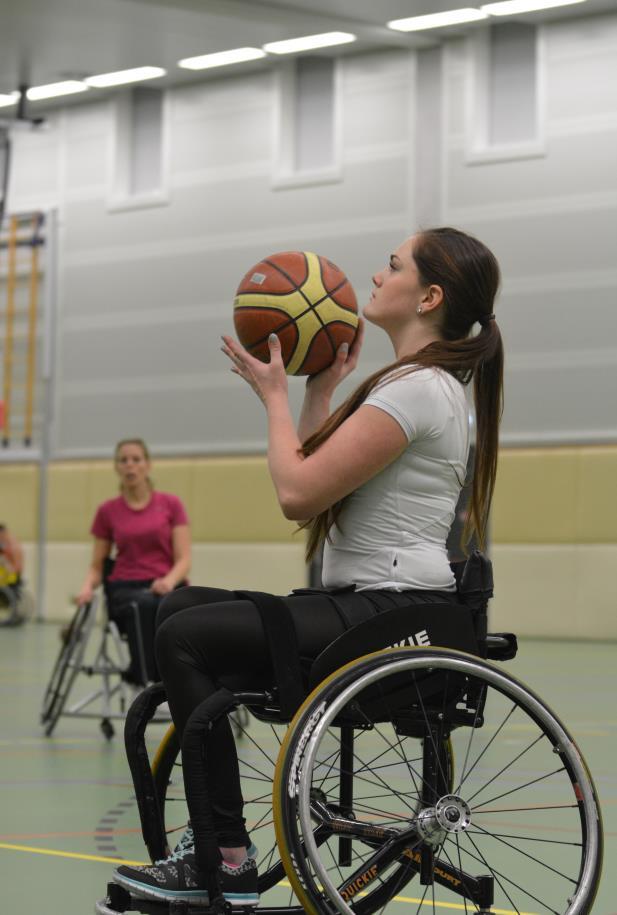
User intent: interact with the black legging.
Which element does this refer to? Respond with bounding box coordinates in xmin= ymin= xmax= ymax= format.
xmin=154 ymin=585 xmax=461 ymax=848
xmin=106 ymin=581 xmax=162 ymax=685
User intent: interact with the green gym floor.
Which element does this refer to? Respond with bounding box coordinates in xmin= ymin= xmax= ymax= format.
xmin=0 ymin=622 xmax=615 ymax=915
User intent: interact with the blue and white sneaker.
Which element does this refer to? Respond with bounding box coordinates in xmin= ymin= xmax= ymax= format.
xmin=172 ymin=823 xmax=258 ymax=862
xmin=114 ymin=848 xmax=259 ymax=907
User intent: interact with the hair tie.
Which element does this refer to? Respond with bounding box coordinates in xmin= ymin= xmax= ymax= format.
xmin=479 ymin=313 xmax=496 ymax=327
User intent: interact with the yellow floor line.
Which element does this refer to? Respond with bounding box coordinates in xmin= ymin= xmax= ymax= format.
xmin=278 ymin=879 xmax=537 ymax=914
xmin=0 ymin=844 xmax=538 ymax=915
xmin=0 ymin=841 xmax=147 ymax=867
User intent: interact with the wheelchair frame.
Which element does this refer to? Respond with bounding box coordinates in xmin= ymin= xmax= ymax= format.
xmin=96 ymin=651 xmax=602 ymax=915
xmin=40 ymin=594 xmax=136 ymax=739
xmin=95 ymin=556 xmax=603 ymax=915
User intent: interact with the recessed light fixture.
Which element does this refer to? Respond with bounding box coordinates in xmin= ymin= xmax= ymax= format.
xmin=388 ymin=8 xmax=488 ymax=31
xmin=85 ymin=66 xmax=166 ymax=88
xmin=27 ymin=81 xmax=89 ymax=101
xmin=481 ymin=0 xmax=587 ymax=13
xmin=0 ymin=92 xmax=19 ymax=108
xmin=178 ymin=48 xmax=266 ymax=70
xmin=263 ymin=31 xmax=356 ymax=54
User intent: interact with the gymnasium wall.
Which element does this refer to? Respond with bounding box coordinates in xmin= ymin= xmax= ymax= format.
xmin=2 ymin=10 xmax=616 ymax=632
xmin=1 ymin=445 xmax=616 ymax=631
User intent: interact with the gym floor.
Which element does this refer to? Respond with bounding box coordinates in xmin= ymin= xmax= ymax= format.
xmin=0 ymin=622 xmax=615 ymax=915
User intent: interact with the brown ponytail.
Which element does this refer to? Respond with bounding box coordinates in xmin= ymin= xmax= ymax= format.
xmin=300 ymin=227 xmax=504 ymax=562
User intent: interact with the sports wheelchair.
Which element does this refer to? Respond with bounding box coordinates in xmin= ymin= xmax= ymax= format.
xmin=40 ymin=590 xmax=135 ymax=739
xmin=41 ymin=557 xmax=170 ymax=738
xmin=96 ymin=553 xmax=603 ymax=915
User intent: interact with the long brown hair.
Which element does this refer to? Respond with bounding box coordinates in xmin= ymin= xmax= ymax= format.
xmin=300 ymin=227 xmax=504 ymax=562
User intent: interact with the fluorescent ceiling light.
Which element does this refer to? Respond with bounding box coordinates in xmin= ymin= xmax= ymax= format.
xmin=178 ymin=48 xmax=266 ymax=70
xmin=27 ymin=81 xmax=88 ymax=100
xmin=388 ymin=8 xmax=488 ymax=31
xmin=263 ymin=31 xmax=356 ymax=54
xmin=0 ymin=92 xmax=19 ymax=108
xmin=482 ymin=0 xmax=587 ymax=13
xmin=85 ymin=66 xmax=166 ymax=88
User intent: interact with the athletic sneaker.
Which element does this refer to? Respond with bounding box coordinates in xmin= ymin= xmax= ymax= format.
xmin=171 ymin=823 xmax=257 ymax=863
xmin=114 ymin=849 xmax=259 ymax=907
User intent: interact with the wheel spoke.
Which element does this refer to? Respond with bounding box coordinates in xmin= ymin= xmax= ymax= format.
xmin=470 ymin=766 xmax=568 ymax=810
xmin=465 ymin=734 xmax=546 ymax=804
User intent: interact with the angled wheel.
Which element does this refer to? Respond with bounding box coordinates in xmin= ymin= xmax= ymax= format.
xmin=0 ymin=585 xmax=21 ymax=627
xmin=273 ymin=647 xmax=603 ymax=915
xmin=40 ymin=601 xmax=96 ymax=735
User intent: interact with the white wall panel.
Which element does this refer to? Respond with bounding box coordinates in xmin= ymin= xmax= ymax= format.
xmin=446 ymin=130 xmax=617 ymax=207
xmin=5 ymin=12 xmax=616 ymax=455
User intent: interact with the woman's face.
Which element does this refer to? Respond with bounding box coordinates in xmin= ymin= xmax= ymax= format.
xmin=115 ymin=444 xmax=150 ymax=488
xmin=363 ymin=236 xmax=425 ymax=329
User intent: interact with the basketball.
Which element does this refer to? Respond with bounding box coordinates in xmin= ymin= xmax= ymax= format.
xmin=233 ymin=251 xmax=359 ymax=375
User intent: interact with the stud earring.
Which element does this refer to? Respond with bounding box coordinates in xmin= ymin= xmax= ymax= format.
xmin=416 ymin=306 xmax=423 ymax=315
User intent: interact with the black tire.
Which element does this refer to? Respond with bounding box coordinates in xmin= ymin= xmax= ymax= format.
xmin=274 ymin=647 xmax=603 ymax=915
xmin=40 ymin=602 xmax=93 ymax=735
xmin=0 ymin=585 xmax=21 ymax=627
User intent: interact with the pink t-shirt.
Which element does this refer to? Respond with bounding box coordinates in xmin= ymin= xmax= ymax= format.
xmin=91 ymin=491 xmax=189 ymax=582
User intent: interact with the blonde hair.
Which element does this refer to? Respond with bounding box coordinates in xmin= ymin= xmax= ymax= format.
xmin=114 ymin=438 xmax=151 ymax=462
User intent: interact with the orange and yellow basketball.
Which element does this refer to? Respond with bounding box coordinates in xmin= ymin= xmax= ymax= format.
xmin=233 ymin=251 xmax=358 ymax=376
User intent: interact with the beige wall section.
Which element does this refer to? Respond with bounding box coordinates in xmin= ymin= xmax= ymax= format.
xmin=2 ymin=447 xmax=616 ymax=633
xmin=34 ymin=541 xmax=306 ymax=622
xmin=490 ymin=446 xmax=617 ymax=640
xmin=0 ymin=456 xmax=306 ymax=622
xmin=0 ymin=464 xmax=39 ymax=540
xmin=46 ymin=457 xmax=297 ymax=543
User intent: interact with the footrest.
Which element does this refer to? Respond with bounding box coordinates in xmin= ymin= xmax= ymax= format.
xmin=95 ymin=883 xmax=237 ymax=915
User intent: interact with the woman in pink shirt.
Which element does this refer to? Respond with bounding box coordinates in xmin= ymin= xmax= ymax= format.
xmin=76 ymin=438 xmax=191 ymax=685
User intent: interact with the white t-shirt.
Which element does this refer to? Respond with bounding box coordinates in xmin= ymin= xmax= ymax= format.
xmin=322 ymin=367 xmax=469 ymax=592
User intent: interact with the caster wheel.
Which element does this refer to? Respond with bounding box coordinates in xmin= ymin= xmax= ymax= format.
xmin=100 ymin=717 xmax=115 ymax=740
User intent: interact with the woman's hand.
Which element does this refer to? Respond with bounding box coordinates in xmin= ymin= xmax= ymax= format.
xmin=75 ymin=585 xmax=94 ymax=607
xmin=221 ymin=333 xmax=288 ymax=406
xmin=306 ymin=318 xmax=365 ymax=399
xmin=151 ymin=576 xmax=174 ymax=596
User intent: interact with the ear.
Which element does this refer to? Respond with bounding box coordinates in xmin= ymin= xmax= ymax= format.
xmin=420 ymin=283 xmax=444 ymax=314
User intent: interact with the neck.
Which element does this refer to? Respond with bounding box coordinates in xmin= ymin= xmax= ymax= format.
xmin=123 ymin=483 xmax=151 ymax=504
xmin=390 ymin=324 xmax=443 ymax=360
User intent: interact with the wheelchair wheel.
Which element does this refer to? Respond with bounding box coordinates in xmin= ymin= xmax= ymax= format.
xmin=40 ymin=602 xmax=94 ymax=735
xmin=151 ymin=714 xmax=294 ymax=901
xmin=0 ymin=585 xmax=22 ymax=627
xmin=274 ymin=647 xmax=603 ymax=915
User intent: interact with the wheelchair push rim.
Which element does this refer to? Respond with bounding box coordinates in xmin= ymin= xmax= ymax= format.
xmin=273 ymin=647 xmax=603 ymax=915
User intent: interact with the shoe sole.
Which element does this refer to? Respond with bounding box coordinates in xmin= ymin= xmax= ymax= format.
xmin=113 ymin=871 xmax=259 ymax=908
xmin=113 ymin=871 xmax=209 ymax=906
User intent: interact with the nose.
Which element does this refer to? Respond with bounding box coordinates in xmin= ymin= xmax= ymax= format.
xmin=372 ymin=272 xmax=381 ymax=288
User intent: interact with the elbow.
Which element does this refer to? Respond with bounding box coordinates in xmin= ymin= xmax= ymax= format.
xmin=279 ymin=490 xmax=310 ymax=521
xmin=279 ymin=489 xmax=322 ymax=521
xmin=280 ymin=498 xmax=304 ymax=521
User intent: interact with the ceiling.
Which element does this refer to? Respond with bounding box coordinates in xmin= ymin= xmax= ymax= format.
xmin=1 ymin=0 xmax=615 ymax=109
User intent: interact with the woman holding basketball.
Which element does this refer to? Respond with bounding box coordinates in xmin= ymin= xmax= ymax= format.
xmin=114 ymin=227 xmax=503 ymax=907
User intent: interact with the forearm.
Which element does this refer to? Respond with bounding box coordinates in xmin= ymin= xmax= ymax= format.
xmin=165 ymin=556 xmax=190 ymax=587
xmin=297 ymin=387 xmax=333 ymax=443
xmin=82 ymin=565 xmax=102 ymax=591
xmin=266 ymin=392 xmax=305 ymax=511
